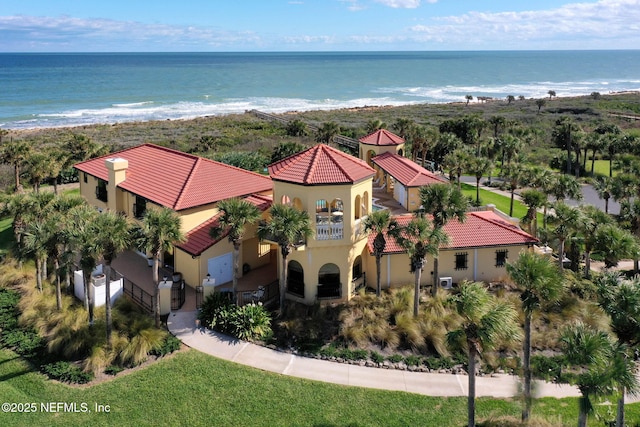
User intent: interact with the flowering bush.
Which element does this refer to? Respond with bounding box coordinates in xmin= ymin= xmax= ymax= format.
xmin=199 ymin=294 xmax=272 ymax=341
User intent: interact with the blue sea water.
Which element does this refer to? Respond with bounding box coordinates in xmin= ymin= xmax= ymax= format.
xmin=1 ymin=51 xmax=639 ymax=129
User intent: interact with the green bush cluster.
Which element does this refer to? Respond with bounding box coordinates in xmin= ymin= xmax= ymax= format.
xmin=150 ymin=335 xmax=182 ymax=357
xmin=530 ymin=355 xmax=565 ymax=382
xmin=41 ymin=361 xmax=94 ymax=384
xmin=198 ymin=293 xmax=272 ymax=341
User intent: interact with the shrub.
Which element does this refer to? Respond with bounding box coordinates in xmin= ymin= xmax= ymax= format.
xmin=199 ymin=292 xmax=235 ymax=332
xmin=530 ymin=354 xmax=565 ymax=382
xmin=370 ymin=351 xmax=385 ymax=364
xmin=232 ymin=303 xmax=272 ymax=341
xmin=104 ymin=365 xmax=124 ymax=376
xmin=0 ymin=288 xmax=19 ymax=330
xmin=150 ymin=334 xmax=182 ymax=357
xmin=41 ymin=361 xmax=94 ymax=384
xmin=404 ymin=355 xmax=422 ymax=366
xmin=387 ymin=354 xmax=403 ymax=363
xmin=1 ymin=328 xmax=45 ymax=357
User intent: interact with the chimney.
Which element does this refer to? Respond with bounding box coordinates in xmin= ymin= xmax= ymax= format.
xmin=105 ymin=158 xmax=128 ymax=211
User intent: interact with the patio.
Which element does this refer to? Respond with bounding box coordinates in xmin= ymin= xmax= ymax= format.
xmin=111 ymin=250 xmax=279 ymax=313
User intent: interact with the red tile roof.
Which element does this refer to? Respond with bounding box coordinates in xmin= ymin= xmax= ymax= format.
xmin=372 ymin=152 xmax=448 ymax=187
xmin=367 ymin=210 xmax=537 ymax=255
xmin=176 ymin=194 xmax=273 ymax=256
xmin=75 ymin=144 xmax=272 ymax=211
xmin=268 ymin=144 xmax=375 ymax=185
xmin=359 ymin=129 xmax=405 ymax=146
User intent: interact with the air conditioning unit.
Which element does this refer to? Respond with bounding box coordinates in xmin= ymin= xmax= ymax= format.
xmin=92 ymin=273 xmax=106 ymax=288
xmin=439 ymin=277 xmax=453 ymax=289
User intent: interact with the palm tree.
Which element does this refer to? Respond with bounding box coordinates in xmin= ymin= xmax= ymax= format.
xmin=548 ymin=90 xmax=556 ymax=99
xmin=594 ymin=223 xmax=638 ymax=269
xmin=419 ymin=183 xmax=468 ymax=296
xmin=560 ymin=323 xmax=636 ymax=427
xmin=593 ymin=176 xmax=614 ymax=214
xmin=500 ymin=162 xmax=526 ymax=217
xmin=596 ymin=272 xmax=640 ymax=427
xmin=0 ymin=140 xmax=31 ymax=192
xmin=315 ymin=121 xmax=340 ymax=145
xmin=257 ymin=204 xmax=313 ymax=311
xmin=535 ymin=98 xmax=546 ymax=113
xmin=93 ymin=211 xmax=131 ymax=345
xmin=362 ymin=210 xmax=398 ymax=297
xmin=547 ymin=202 xmax=582 ymax=271
xmin=619 ymin=198 xmax=640 ymax=273
xmin=506 ymin=252 xmax=563 ymax=422
xmin=134 ymin=207 xmax=186 ymax=327
xmin=442 ymin=148 xmax=471 ymax=190
xmin=467 ymin=156 xmax=493 ymax=205
xmin=506 ymin=95 xmax=515 ymax=104
xmin=22 ymin=220 xmax=50 ymax=292
xmin=392 ymin=117 xmax=416 ymax=140
xmin=210 ymin=198 xmax=261 ymax=303
xmin=578 ymin=205 xmax=614 ymax=278
xmin=448 ymin=282 xmax=521 ymax=427
xmin=365 ymin=119 xmax=386 ymax=134
xmin=519 ymin=189 xmax=546 ymax=238
xmin=390 ymin=216 xmax=447 ymax=317
xmin=465 ymin=94 xmax=473 ymax=105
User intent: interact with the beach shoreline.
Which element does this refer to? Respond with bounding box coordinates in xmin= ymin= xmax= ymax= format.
xmin=4 ymin=91 xmax=639 ymax=142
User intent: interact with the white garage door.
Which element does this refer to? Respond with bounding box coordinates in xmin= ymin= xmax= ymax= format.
xmin=207 ymin=253 xmax=233 ymax=287
xmin=394 ymin=183 xmax=408 ymax=209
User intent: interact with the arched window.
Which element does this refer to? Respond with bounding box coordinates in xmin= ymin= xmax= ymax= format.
xmin=318 ymin=263 xmax=341 ymax=299
xmin=287 ymin=260 xmax=304 ymax=298
xmin=354 ymin=195 xmax=362 ymax=220
xmin=366 ymin=150 xmax=376 ymax=167
xmin=352 ymin=256 xmax=362 ymax=280
xmin=398 ymin=148 xmax=404 ymax=157
xmin=362 ymin=191 xmax=369 ymax=216
xmin=292 ymin=197 xmax=303 ymax=211
xmin=281 ymin=195 xmax=291 ymax=206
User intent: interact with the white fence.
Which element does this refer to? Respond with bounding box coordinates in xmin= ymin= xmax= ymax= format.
xmin=73 ymin=265 xmax=123 ymax=308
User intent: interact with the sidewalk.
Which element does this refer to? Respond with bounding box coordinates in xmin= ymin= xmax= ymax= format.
xmin=167 ymin=310 xmax=583 ymax=399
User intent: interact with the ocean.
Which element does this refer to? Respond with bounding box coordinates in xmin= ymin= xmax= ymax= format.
xmin=1 ymin=50 xmax=639 ymax=129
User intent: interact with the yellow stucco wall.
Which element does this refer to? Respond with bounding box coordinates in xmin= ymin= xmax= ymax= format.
xmin=365 ymin=245 xmax=529 ymax=291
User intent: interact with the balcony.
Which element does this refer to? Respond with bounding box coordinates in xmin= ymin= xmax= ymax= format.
xmin=315 ymin=223 xmax=344 ymax=240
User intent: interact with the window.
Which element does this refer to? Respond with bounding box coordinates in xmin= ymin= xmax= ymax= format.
xmin=455 ymin=252 xmax=468 ymax=270
xmin=495 ymin=250 xmax=508 ymax=267
xmin=83 ymin=173 xmax=88 ymax=183
xmin=95 ymin=179 xmax=108 ymax=202
xmin=287 ymin=261 xmax=304 ymax=298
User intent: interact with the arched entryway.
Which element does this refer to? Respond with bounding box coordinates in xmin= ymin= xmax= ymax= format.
xmin=287 ymin=260 xmax=304 ymax=298
xmin=317 ymin=263 xmax=341 ymax=299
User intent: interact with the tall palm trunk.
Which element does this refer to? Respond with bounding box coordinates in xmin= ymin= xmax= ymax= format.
xmin=431 ymin=256 xmax=440 ymax=297
xmin=153 ymin=254 xmax=161 ymax=328
xmin=413 ymin=268 xmax=421 ymax=317
xmin=232 ymin=241 xmax=241 ymax=304
xmin=522 ymin=312 xmax=533 ymax=422
xmin=279 ymin=245 xmax=291 ymax=313
xmin=578 ymin=396 xmax=589 ymax=427
xmin=35 ymin=258 xmax=43 ymax=292
xmin=105 ymin=262 xmax=113 ymax=345
xmin=584 ymin=250 xmax=592 ymax=279
xmin=375 ymin=255 xmax=382 ymax=297
xmin=82 ymin=269 xmax=93 ymax=325
xmin=467 ymin=343 xmax=477 ymax=427
xmin=558 ymin=239 xmax=565 ymax=272
xmin=54 ymin=258 xmax=62 ymax=310
xmin=616 ymin=388 xmax=625 ymax=427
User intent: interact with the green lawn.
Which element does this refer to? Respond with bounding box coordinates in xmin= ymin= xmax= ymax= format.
xmin=460 ymin=183 xmax=544 ymax=223
xmin=2 ymin=347 xmax=637 ymax=427
xmin=0 ymin=217 xmax=14 ymax=257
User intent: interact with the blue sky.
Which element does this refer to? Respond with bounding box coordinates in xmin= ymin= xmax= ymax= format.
xmin=2 ymin=0 xmax=639 ymax=52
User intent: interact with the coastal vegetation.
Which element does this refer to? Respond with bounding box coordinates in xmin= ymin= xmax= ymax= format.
xmin=2 ymin=93 xmax=640 ymax=426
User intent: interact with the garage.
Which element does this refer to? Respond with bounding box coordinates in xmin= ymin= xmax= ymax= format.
xmin=207 ymin=252 xmax=233 ymax=287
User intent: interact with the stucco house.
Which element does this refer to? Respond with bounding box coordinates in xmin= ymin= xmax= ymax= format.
xmin=75 ymin=131 xmax=537 ymax=308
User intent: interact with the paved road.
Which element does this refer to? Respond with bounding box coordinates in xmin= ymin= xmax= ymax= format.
xmin=167 ymin=310 xmax=583 ymax=399
xmin=460 ymin=176 xmax=620 ymax=215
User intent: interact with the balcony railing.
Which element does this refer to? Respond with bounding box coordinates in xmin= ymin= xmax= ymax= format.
xmin=316 ymin=223 xmax=343 ymax=240
xmin=351 ymin=273 xmax=366 ymax=295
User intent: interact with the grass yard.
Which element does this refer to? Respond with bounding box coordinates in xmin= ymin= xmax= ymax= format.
xmin=459 ymin=183 xmax=544 ymax=226
xmin=3 ymin=347 xmax=638 ymax=427
xmin=0 ymin=216 xmax=13 ymax=257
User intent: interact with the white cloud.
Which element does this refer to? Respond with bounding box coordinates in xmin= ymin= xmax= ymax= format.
xmin=373 ymin=0 xmax=422 ymax=8
xmin=408 ymin=0 xmax=640 ymax=48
